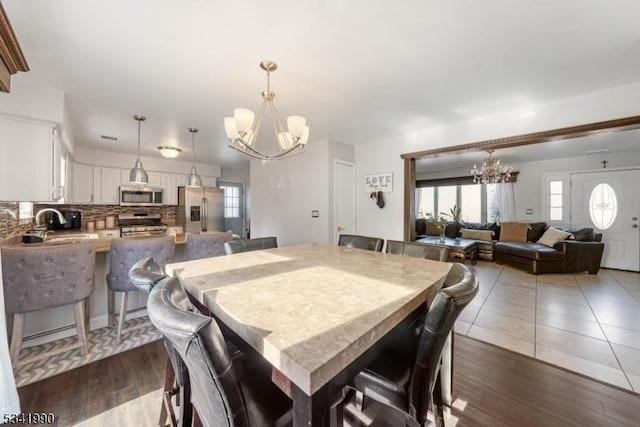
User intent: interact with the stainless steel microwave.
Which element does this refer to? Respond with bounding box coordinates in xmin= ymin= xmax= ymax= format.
xmin=119 ymin=185 xmax=164 ymax=206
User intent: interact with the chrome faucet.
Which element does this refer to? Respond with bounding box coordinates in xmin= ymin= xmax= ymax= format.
xmin=34 ymin=208 xmax=67 ymax=229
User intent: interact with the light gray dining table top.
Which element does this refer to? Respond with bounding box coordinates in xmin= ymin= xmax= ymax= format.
xmin=166 ymin=242 xmax=451 ymax=395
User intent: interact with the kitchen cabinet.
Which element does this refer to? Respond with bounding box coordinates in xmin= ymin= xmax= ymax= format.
xmin=93 ymin=166 xmax=122 ymax=204
xmin=201 ymin=175 xmax=218 ymax=188
xmin=70 ymin=163 xmax=93 ymax=203
xmin=0 ymin=116 xmax=60 ymax=201
xmin=147 ymin=171 xmax=163 ymax=187
xmin=162 ymin=173 xmax=178 ymax=205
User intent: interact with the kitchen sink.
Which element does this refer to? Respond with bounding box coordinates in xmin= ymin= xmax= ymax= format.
xmin=45 ymin=233 xmax=100 ymax=243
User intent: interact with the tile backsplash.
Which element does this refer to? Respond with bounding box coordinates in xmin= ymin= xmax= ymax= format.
xmin=0 ymin=202 xmax=177 ymax=240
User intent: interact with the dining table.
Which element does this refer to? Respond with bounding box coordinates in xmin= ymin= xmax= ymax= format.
xmin=165 ymin=242 xmax=452 ymax=426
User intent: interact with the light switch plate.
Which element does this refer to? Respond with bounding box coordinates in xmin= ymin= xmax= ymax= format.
xmin=311 ymin=210 xmax=319 ymax=218
xmin=525 ymin=208 xmax=534 ymax=215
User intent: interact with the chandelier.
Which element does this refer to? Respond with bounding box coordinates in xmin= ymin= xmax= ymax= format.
xmin=471 ymin=150 xmax=513 ymax=184
xmin=224 ymin=61 xmax=309 ymax=160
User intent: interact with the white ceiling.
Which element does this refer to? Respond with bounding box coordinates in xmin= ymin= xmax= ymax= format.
xmin=5 ymin=0 xmax=640 ymax=169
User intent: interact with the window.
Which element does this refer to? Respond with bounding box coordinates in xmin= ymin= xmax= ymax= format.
xmin=219 ymin=183 xmax=242 ymax=218
xmin=549 ymin=180 xmax=563 ymax=221
xmin=589 ymin=183 xmax=617 ymax=230
xmin=460 ymin=185 xmax=481 ymax=222
xmin=416 ymin=183 xmax=492 ymax=222
xmin=486 ymin=184 xmax=499 ymax=223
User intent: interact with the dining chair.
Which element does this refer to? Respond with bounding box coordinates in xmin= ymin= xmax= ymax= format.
xmin=129 ymin=257 xmax=192 ymax=427
xmin=1 ymin=242 xmax=96 ymax=364
xmin=107 ymin=235 xmax=174 ymax=344
xmin=224 ymin=236 xmax=278 ymax=255
xmin=333 ymin=263 xmax=479 ymax=427
xmin=185 ymin=231 xmax=234 ymax=260
xmin=147 ymin=272 xmax=292 ymax=427
xmin=338 ymin=234 xmax=384 ymax=252
xmin=386 ymin=240 xmax=450 ymax=261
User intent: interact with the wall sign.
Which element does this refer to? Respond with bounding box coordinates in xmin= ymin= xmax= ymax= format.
xmin=365 ymin=172 xmax=393 ymax=192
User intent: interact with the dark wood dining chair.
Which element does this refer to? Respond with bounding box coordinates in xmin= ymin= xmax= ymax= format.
xmin=224 ymin=236 xmax=278 ymax=255
xmin=333 ymin=263 xmax=479 ymax=427
xmin=338 ymin=234 xmax=384 ymax=252
xmin=147 ymin=272 xmax=292 ymax=427
xmin=386 ymin=240 xmax=450 ymax=261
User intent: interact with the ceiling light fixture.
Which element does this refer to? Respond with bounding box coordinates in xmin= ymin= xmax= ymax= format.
xmin=471 ymin=150 xmax=513 ymax=184
xmin=185 ymin=127 xmax=202 ymax=187
xmin=157 ymin=145 xmax=183 ymax=158
xmin=224 ymin=61 xmax=310 ymax=160
xmin=129 ymin=115 xmax=149 ymax=183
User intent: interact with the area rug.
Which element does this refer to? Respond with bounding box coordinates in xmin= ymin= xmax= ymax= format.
xmin=13 ymin=316 xmax=161 ymax=387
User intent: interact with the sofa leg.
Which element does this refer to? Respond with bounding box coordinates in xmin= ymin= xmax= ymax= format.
xmin=589 ymin=268 xmax=600 ymax=275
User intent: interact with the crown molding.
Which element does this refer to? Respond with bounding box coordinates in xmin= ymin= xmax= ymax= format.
xmin=0 ymin=2 xmax=29 ymax=92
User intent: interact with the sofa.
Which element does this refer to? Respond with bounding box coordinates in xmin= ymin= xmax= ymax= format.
xmin=493 ymin=223 xmax=604 ymax=275
xmin=415 ymin=219 xmax=605 ymax=274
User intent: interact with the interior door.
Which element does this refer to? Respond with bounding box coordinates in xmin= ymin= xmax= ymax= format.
xmin=334 ymin=160 xmax=356 ymax=244
xmin=570 ymin=169 xmax=640 ymax=271
xmin=218 ymin=180 xmax=245 ymax=237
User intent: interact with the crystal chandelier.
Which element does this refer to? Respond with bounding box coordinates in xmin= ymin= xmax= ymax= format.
xmin=471 ymin=150 xmax=513 ymax=184
xmin=224 ymin=61 xmax=309 ymax=160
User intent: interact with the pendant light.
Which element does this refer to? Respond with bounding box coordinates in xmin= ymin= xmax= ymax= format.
xmin=186 ymin=127 xmax=202 ymax=187
xmin=129 ymin=115 xmax=149 ymax=183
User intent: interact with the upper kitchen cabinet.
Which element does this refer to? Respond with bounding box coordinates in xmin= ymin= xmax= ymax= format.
xmin=70 ymin=162 xmax=93 ymax=203
xmin=93 ymin=166 xmax=122 ymax=204
xmin=201 ymin=175 xmax=218 ymax=188
xmin=0 ymin=116 xmax=62 ymax=202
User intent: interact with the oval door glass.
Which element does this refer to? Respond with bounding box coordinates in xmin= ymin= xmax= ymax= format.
xmin=589 ymin=183 xmax=617 ymax=230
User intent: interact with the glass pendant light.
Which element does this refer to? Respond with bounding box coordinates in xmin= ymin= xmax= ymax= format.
xmin=129 ymin=115 xmax=149 ymax=183
xmin=186 ymin=127 xmax=202 ymax=187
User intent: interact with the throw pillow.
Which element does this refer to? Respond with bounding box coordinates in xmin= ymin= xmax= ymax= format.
xmin=425 ymin=221 xmax=442 ymax=236
xmin=499 ymin=222 xmax=530 ymax=243
xmin=527 ymin=222 xmax=547 ymax=242
xmin=568 ymin=227 xmax=595 ymax=242
xmin=460 ymin=228 xmax=494 ymax=241
xmin=537 ymin=226 xmax=573 ymax=247
xmin=415 ymin=218 xmax=427 ymax=236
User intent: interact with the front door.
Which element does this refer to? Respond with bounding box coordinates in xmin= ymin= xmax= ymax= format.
xmin=570 ymin=169 xmax=640 ymax=271
xmin=218 ymin=180 xmax=245 ymax=237
xmin=334 ymin=160 xmax=356 ymax=244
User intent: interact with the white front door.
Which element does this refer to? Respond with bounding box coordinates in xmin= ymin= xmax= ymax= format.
xmin=334 ymin=160 xmax=356 ymax=244
xmin=570 ymin=169 xmax=640 ymax=271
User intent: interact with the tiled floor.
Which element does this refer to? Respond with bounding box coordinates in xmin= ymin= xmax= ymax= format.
xmin=456 ymin=261 xmax=640 ymax=393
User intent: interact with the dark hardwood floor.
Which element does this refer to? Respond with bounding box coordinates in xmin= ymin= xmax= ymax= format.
xmin=16 ymin=335 xmax=640 ymax=426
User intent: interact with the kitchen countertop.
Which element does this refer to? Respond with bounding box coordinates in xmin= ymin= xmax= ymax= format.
xmin=0 ymin=230 xmax=187 ymax=253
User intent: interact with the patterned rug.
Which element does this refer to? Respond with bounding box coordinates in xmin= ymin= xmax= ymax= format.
xmin=13 ymin=316 xmax=161 ymax=387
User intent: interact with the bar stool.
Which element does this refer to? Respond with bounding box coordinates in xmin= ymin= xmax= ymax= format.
xmin=223 ymin=236 xmax=278 ymax=255
xmin=107 ymin=236 xmax=174 ymax=344
xmin=338 ymin=234 xmax=384 ymax=252
xmin=1 ymin=242 xmax=96 ymax=364
xmin=386 ymin=239 xmax=450 ymax=261
xmin=185 ymin=231 xmax=233 ymax=260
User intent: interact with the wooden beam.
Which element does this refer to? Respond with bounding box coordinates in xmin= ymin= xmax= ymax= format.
xmin=0 ymin=2 xmax=29 ymax=92
xmin=404 ymin=157 xmax=415 ymax=241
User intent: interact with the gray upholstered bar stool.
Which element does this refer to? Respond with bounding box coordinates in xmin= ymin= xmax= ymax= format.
xmin=185 ymin=231 xmax=233 ymax=260
xmin=224 ymin=236 xmax=278 ymax=255
xmin=1 ymin=242 xmax=96 ymax=364
xmin=338 ymin=234 xmax=384 ymax=252
xmin=386 ymin=240 xmax=450 ymax=261
xmin=107 ymin=236 xmax=174 ymax=344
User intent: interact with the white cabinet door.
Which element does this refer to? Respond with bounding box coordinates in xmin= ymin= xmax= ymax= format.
xmin=71 ymin=163 xmax=93 ymax=203
xmin=147 ymin=171 xmax=163 ymax=187
xmin=0 ymin=117 xmax=56 ymax=201
xmin=162 ymin=173 xmax=178 ymax=205
xmin=93 ymin=166 xmax=122 ymax=204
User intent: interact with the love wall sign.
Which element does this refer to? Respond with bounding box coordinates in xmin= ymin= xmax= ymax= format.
xmin=364 ymin=172 xmax=393 ymax=192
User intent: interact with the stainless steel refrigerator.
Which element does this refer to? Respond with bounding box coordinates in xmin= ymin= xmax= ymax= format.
xmin=176 ymin=186 xmax=225 ymax=233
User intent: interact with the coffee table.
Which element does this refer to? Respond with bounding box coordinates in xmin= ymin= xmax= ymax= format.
xmin=416 ymin=236 xmax=478 ymax=264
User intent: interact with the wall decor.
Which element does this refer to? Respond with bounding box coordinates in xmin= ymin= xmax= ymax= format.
xmin=365 ymin=172 xmax=393 ymax=192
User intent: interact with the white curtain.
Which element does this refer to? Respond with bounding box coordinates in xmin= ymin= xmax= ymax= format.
xmin=497 ymin=182 xmax=517 ymax=222
xmin=0 ymin=252 xmax=21 ymax=417
xmin=415 ymin=188 xmax=423 ymax=217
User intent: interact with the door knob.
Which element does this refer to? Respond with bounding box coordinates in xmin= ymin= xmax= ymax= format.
xmin=633 ymin=224 xmax=638 ymax=228
xmin=337 ymin=226 xmax=346 ymax=232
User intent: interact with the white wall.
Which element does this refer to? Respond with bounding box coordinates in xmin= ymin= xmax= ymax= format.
xmin=0 ymin=74 xmax=64 ymax=123
xmin=354 ymin=80 xmax=640 ymax=240
xmin=251 ymin=138 xmax=330 ymax=246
